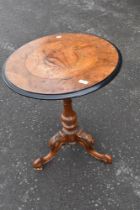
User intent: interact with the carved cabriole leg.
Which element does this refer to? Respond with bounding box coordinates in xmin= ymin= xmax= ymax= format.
xmin=77 ymin=137 xmax=112 ymax=164
xmin=33 ymin=98 xmax=112 ymax=170
xmin=33 ymin=132 xmax=65 ymax=170
xmin=76 ymin=130 xmax=112 ymax=164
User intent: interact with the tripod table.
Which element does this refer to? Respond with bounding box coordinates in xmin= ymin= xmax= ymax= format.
xmin=2 ymin=33 xmax=121 ymax=170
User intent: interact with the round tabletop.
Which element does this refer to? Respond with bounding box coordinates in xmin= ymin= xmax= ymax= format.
xmin=2 ymin=33 xmax=121 ymax=100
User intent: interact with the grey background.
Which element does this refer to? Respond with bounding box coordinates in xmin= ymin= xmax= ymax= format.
xmin=0 ymin=0 xmax=140 ymax=210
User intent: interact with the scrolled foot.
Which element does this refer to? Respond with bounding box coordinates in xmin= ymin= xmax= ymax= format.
xmin=102 ymin=154 xmax=112 ymax=164
xmin=33 ymin=158 xmax=44 ymax=171
xmin=33 ymin=153 xmax=53 ymax=171
xmin=89 ymin=151 xmax=112 ymax=164
xmin=33 ymin=148 xmax=62 ymax=171
xmin=78 ymin=139 xmax=112 ymax=164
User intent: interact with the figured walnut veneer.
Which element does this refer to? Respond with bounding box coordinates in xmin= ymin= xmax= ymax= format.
xmin=4 ymin=33 xmax=119 ymax=97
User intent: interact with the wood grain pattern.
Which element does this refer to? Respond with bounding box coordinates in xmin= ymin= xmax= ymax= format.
xmin=4 ymin=33 xmax=119 ymax=95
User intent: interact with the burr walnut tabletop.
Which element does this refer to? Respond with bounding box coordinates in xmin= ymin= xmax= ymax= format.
xmin=3 ymin=33 xmax=120 ymax=100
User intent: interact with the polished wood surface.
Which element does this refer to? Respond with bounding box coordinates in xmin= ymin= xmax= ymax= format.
xmin=3 ymin=33 xmax=118 ymax=169
xmin=4 ymin=33 xmax=119 ymax=96
xmin=33 ymin=99 xmax=112 ymax=170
